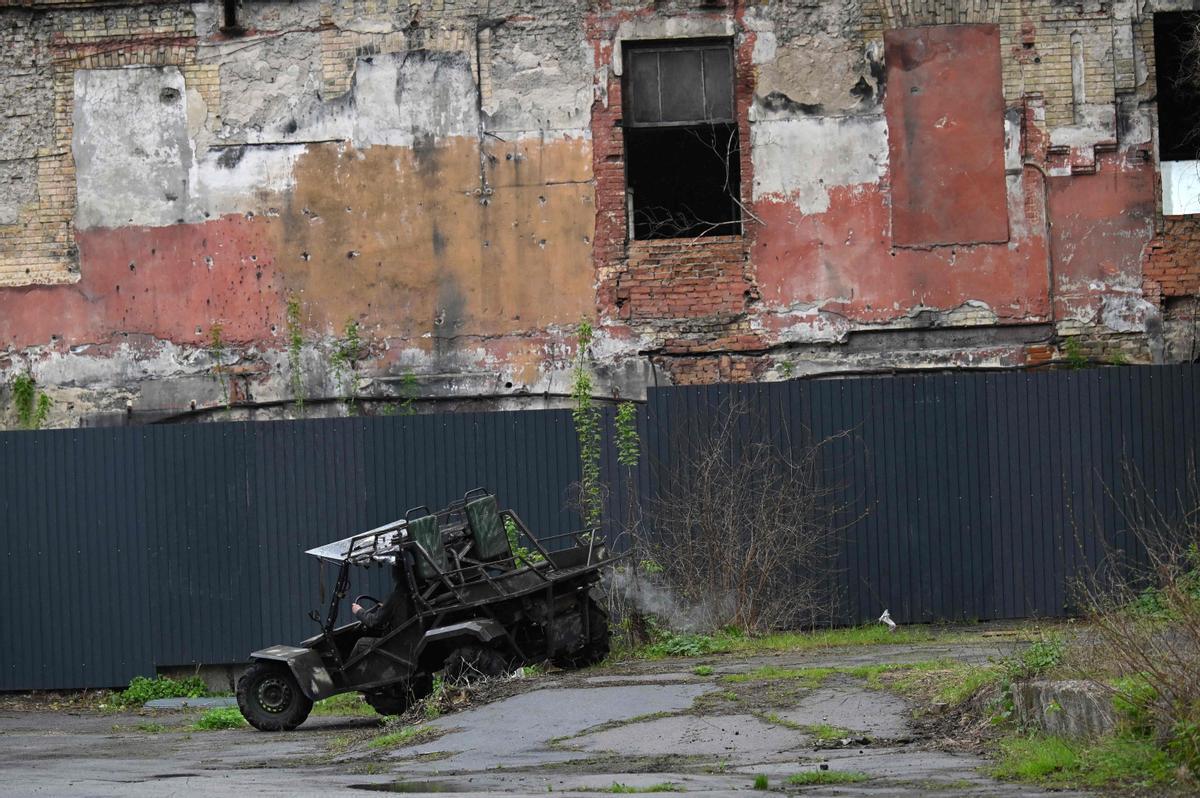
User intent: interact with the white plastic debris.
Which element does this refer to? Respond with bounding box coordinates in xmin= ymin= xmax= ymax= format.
xmin=878 ymin=609 xmax=896 ymax=632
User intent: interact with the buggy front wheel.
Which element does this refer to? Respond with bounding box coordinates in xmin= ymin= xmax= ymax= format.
xmin=236 ymin=662 xmax=313 ymax=731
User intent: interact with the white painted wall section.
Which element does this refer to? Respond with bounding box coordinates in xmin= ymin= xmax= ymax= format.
xmin=750 ymin=115 xmax=888 ymax=214
xmin=1162 ymin=160 xmax=1200 ymax=216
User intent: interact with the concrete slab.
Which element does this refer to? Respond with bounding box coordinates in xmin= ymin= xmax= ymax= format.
xmin=397 ymin=684 xmax=709 ymax=772
xmin=570 ymin=713 xmax=807 ymax=760
xmin=144 ymin=697 xmax=238 ymax=710
xmin=773 ymin=683 xmax=912 ymax=739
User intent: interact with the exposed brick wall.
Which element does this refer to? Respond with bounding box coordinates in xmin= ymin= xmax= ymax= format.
xmin=1145 ymin=217 xmax=1200 ymax=300
xmin=615 ymin=237 xmax=753 ymax=322
xmin=588 ymin=6 xmax=762 ymax=382
xmin=0 ymin=2 xmax=196 ymax=287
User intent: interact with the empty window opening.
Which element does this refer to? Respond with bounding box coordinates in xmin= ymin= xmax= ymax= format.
xmin=222 ymin=0 xmax=243 ymax=34
xmin=1154 ymin=12 xmax=1200 ymax=162
xmin=623 ymin=39 xmax=741 ymax=240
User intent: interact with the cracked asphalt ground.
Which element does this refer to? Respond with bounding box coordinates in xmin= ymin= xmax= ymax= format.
xmin=0 ymin=637 xmax=1093 ymax=797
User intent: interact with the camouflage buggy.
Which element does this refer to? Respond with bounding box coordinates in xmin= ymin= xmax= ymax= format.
xmin=236 ymin=488 xmax=613 ymax=730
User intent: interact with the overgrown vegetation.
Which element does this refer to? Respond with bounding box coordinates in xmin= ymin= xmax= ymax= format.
xmin=571 ymin=318 xmax=603 ymax=528
xmin=286 ymin=294 xmax=305 ymax=409
xmin=991 ymin=733 xmax=1176 ymax=789
xmin=111 ymin=675 xmax=208 ymax=708
xmin=10 ymin=372 xmax=52 ymax=430
xmin=504 ymin=515 xmax=545 ymax=568
xmin=193 ymin=707 xmax=247 ymax=730
xmin=329 ymin=318 xmax=364 ymax=413
xmin=1065 ymin=470 xmax=1200 ymax=781
xmin=643 ymin=400 xmax=845 ymax=632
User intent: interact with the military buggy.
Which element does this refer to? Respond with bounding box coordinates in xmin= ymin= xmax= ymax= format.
xmin=236 ymin=489 xmax=613 ymax=730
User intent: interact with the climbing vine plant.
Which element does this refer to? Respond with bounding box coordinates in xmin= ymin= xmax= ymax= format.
xmin=286 ymin=295 xmax=305 ymax=409
xmin=10 ymin=373 xmax=52 ymax=430
xmin=330 ymin=318 xmax=364 ymax=413
xmin=572 ymin=318 xmax=603 ymax=528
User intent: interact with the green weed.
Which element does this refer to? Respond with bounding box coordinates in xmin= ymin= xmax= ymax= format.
xmin=805 ymin=723 xmax=855 ymax=743
xmin=312 ymin=692 xmax=375 ymax=716
xmin=111 ymin=675 xmax=208 ymax=708
xmin=368 ymin=724 xmax=441 ymax=749
xmin=193 ymin=707 xmax=246 ymax=730
xmin=752 ymin=774 xmax=768 ymax=790
xmin=691 ymin=665 xmax=714 ymax=676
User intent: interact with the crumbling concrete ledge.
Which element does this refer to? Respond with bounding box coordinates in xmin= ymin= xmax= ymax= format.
xmin=1012 ymin=679 xmax=1116 ymax=739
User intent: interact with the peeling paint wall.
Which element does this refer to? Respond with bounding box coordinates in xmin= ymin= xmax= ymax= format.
xmin=0 ymin=0 xmax=1191 ymax=427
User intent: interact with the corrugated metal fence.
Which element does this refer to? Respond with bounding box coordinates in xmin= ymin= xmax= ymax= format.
xmin=1 ymin=365 xmax=1197 ymax=689
xmin=639 ymin=366 xmax=1199 ymax=627
xmin=0 ymin=411 xmax=587 ymax=690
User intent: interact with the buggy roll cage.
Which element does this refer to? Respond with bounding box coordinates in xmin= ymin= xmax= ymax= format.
xmin=303 ymin=490 xmax=612 ymax=680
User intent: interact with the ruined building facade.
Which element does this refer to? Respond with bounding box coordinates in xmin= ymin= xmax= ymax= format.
xmin=1 ymin=0 xmax=1198 ymax=427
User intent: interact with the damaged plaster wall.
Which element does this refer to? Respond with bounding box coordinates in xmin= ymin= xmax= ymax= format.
xmin=0 ymin=0 xmax=1189 ymax=428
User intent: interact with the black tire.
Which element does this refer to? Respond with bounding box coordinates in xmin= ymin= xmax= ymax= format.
xmin=443 ymin=645 xmax=510 ymax=685
xmin=236 ymin=661 xmax=313 ymax=731
xmin=553 ymin=600 xmax=610 ymax=669
xmin=363 ymin=672 xmax=434 ymax=716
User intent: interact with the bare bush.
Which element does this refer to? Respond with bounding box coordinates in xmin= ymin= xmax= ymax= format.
xmin=1073 ymin=466 xmax=1200 ymax=770
xmin=639 ymin=401 xmax=847 ymax=633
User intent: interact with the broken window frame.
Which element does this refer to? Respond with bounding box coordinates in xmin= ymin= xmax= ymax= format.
xmin=1153 ymin=11 xmax=1200 ymax=163
xmin=621 ymin=38 xmax=743 ymax=241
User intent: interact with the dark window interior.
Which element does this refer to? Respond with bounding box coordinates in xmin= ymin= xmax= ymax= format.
xmin=623 ymin=39 xmax=741 ymax=240
xmin=1154 ymin=12 xmax=1200 ymax=161
xmin=222 ymin=0 xmax=242 ymax=33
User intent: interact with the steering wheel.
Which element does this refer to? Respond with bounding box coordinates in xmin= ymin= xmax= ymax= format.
xmin=353 ymin=594 xmax=382 ymax=609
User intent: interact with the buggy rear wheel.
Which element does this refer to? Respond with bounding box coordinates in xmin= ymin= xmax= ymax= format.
xmin=236 ymin=662 xmax=313 ymax=731
xmin=363 ymin=672 xmax=434 ymax=716
xmin=552 ymin=600 xmax=610 ymax=669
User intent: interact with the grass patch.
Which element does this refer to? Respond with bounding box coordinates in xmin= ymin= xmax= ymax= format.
xmin=761 ymin=712 xmax=804 ymax=730
xmin=596 ymin=782 xmax=682 ymax=793
xmin=368 ymin=724 xmax=444 ymax=750
xmin=692 ymin=665 xmax=714 ymax=676
xmin=787 ymin=770 xmax=869 ymax=785
xmin=991 ymin=733 xmax=1177 ymax=789
xmin=135 ymin=721 xmax=167 ymax=733
xmin=193 ymin=707 xmax=246 ymax=730
xmin=721 ymin=665 xmax=835 ymax=687
xmin=752 ymin=774 xmax=769 ymax=790
xmin=805 ymin=723 xmax=856 ymax=744
xmin=312 ymin=692 xmax=375 ymax=717
xmin=630 ymin=624 xmax=972 ymax=661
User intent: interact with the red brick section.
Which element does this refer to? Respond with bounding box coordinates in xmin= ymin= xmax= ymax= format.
xmin=587 ymin=7 xmax=764 ymax=383
xmin=1144 ymin=217 xmax=1200 ymax=302
xmin=615 ymin=237 xmax=754 ymax=320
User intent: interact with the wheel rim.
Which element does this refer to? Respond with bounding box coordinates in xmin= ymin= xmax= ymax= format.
xmin=256 ymin=675 xmax=293 ymax=714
